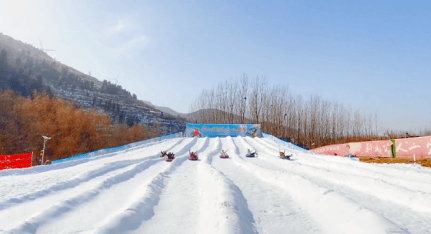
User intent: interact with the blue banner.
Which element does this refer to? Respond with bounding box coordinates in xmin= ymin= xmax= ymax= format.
xmin=185 ymin=124 xmax=262 ymax=138
xmin=52 ymin=132 xmax=182 ymax=164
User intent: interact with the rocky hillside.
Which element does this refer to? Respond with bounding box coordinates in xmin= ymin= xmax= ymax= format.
xmin=0 ymin=33 xmax=186 ymax=135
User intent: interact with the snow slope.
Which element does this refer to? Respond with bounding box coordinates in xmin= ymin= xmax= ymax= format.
xmin=1 ymin=136 xmax=431 ymax=234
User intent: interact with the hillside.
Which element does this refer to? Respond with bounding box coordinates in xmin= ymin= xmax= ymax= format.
xmin=0 ymin=33 xmax=186 ymax=134
xmin=182 ymin=109 xmax=245 ymax=123
xmin=142 ymin=100 xmax=183 ymax=117
xmin=0 ymin=136 xmax=430 ymax=233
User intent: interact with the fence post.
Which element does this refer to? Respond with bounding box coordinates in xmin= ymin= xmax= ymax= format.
xmin=391 ymin=139 xmax=396 ymax=158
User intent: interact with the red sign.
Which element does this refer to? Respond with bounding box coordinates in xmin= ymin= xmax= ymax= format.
xmin=311 ymin=136 xmax=431 ymax=158
xmin=348 ymin=141 xmax=393 ymax=157
xmin=0 ymin=152 xmax=33 ymax=171
xmin=311 ymin=144 xmax=350 ymax=156
xmin=394 ymin=137 xmax=431 ymax=158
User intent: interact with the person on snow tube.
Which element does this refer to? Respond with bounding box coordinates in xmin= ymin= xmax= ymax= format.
xmin=189 ymin=151 xmax=198 ymax=160
xmin=279 ymin=150 xmax=291 ymax=160
xmin=167 ymin=152 xmax=175 ymax=159
xmin=220 ymin=150 xmax=229 ymax=158
xmin=246 ymin=149 xmax=257 ymax=157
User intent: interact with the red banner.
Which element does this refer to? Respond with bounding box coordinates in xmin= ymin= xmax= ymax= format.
xmin=311 ymin=136 xmax=431 ymax=158
xmin=394 ymin=137 xmax=431 ymax=158
xmin=0 ymin=152 xmax=33 ymax=171
xmin=347 ymin=141 xmax=393 ymax=157
xmin=311 ymin=144 xmax=350 ymax=156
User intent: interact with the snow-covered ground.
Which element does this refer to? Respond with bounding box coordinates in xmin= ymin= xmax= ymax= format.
xmin=1 ymin=136 xmax=431 ymax=234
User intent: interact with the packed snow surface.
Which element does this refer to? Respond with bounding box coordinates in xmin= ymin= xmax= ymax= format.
xmin=1 ymin=136 xmax=431 ymax=234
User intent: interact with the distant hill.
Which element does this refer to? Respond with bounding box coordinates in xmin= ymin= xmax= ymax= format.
xmin=0 ymin=33 xmax=186 ymax=134
xmin=0 ymin=33 xmax=102 ymax=88
xmin=140 ymin=101 xmax=238 ymax=124
xmin=182 ymin=109 xmax=248 ymax=124
xmin=142 ymin=101 xmax=184 ymax=117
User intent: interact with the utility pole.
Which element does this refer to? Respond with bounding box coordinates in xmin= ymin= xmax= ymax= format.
xmin=42 ymin=136 xmax=51 ymax=165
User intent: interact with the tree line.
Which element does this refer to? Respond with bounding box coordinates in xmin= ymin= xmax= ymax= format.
xmin=1 ymin=48 xmax=53 ymax=97
xmin=0 ymin=90 xmax=159 ymax=163
xmin=190 ymin=75 xmax=394 ymax=149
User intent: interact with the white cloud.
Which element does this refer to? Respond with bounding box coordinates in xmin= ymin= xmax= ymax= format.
xmin=96 ymin=34 xmax=151 ymax=62
xmin=118 ymin=35 xmax=150 ymax=53
xmin=108 ymin=20 xmax=126 ymax=34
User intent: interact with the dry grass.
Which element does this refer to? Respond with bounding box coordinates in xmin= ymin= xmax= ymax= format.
xmin=360 ymin=157 xmax=431 ymax=168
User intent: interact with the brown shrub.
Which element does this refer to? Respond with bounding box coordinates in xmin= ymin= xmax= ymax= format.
xmin=0 ymin=90 xmax=37 ymax=155
xmin=0 ymin=89 xmax=160 ymax=161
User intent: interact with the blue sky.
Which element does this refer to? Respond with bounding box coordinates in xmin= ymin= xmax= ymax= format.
xmin=1 ymin=0 xmax=430 ymax=132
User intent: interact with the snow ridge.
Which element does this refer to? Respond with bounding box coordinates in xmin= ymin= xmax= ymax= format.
xmin=94 ymin=137 xmax=202 ymax=234
xmin=1 ymin=136 xmax=430 ymax=234
xmin=246 ymin=138 xmax=431 ymax=214
xmin=198 ymin=137 xmax=258 ymax=234
xmin=231 ymin=137 xmax=405 ymax=234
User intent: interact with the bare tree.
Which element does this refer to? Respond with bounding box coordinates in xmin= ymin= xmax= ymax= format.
xmin=189 ymin=75 xmax=382 ymax=148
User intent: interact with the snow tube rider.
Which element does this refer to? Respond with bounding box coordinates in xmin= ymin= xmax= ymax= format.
xmin=189 ymin=150 xmax=198 ymax=160
xmin=220 ymin=150 xmax=229 ymax=158
xmin=246 ymin=149 xmax=257 ymax=157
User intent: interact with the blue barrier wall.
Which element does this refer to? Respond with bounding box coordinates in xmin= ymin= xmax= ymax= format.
xmin=185 ymin=124 xmax=262 ymax=138
xmin=52 ymin=132 xmax=182 ymax=164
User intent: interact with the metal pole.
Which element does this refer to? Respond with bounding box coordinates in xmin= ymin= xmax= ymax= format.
xmin=41 ymin=136 xmax=51 ymax=165
xmin=42 ymin=139 xmax=46 ymax=165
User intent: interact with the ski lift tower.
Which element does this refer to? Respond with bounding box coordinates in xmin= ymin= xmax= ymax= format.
xmin=110 ymin=73 xmax=122 ymax=86
xmin=38 ymin=37 xmax=56 ymax=53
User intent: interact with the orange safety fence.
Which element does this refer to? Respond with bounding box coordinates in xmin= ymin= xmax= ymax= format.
xmin=0 ymin=152 xmax=33 ymax=171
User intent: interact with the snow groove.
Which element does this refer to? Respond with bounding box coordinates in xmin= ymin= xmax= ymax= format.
xmin=244 ymin=137 xmax=431 ymax=214
xmin=1 ymin=136 xmax=430 ymax=233
xmin=198 ymin=137 xmax=258 ymax=234
xmin=0 ymin=138 xmax=184 ymax=204
xmin=245 ymin=137 xmax=431 ymax=233
xmin=93 ymin=137 xmax=208 ymax=234
xmin=214 ymin=137 xmax=322 ymax=234
xmin=260 ymin=137 xmax=431 ymax=184
xmin=8 ymin=157 xmax=164 ymax=233
xmin=0 ymin=138 xmax=185 ymax=207
xmin=5 ymin=138 xmax=194 ymax=233
xmin=230 ymin=137 xmax=405 ymax=234
xmin=0 ymin=159 xmax=148 ymax=210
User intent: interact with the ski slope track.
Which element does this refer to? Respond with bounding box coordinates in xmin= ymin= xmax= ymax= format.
xmin=1 ymin=137 xmax=430 ymax=234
